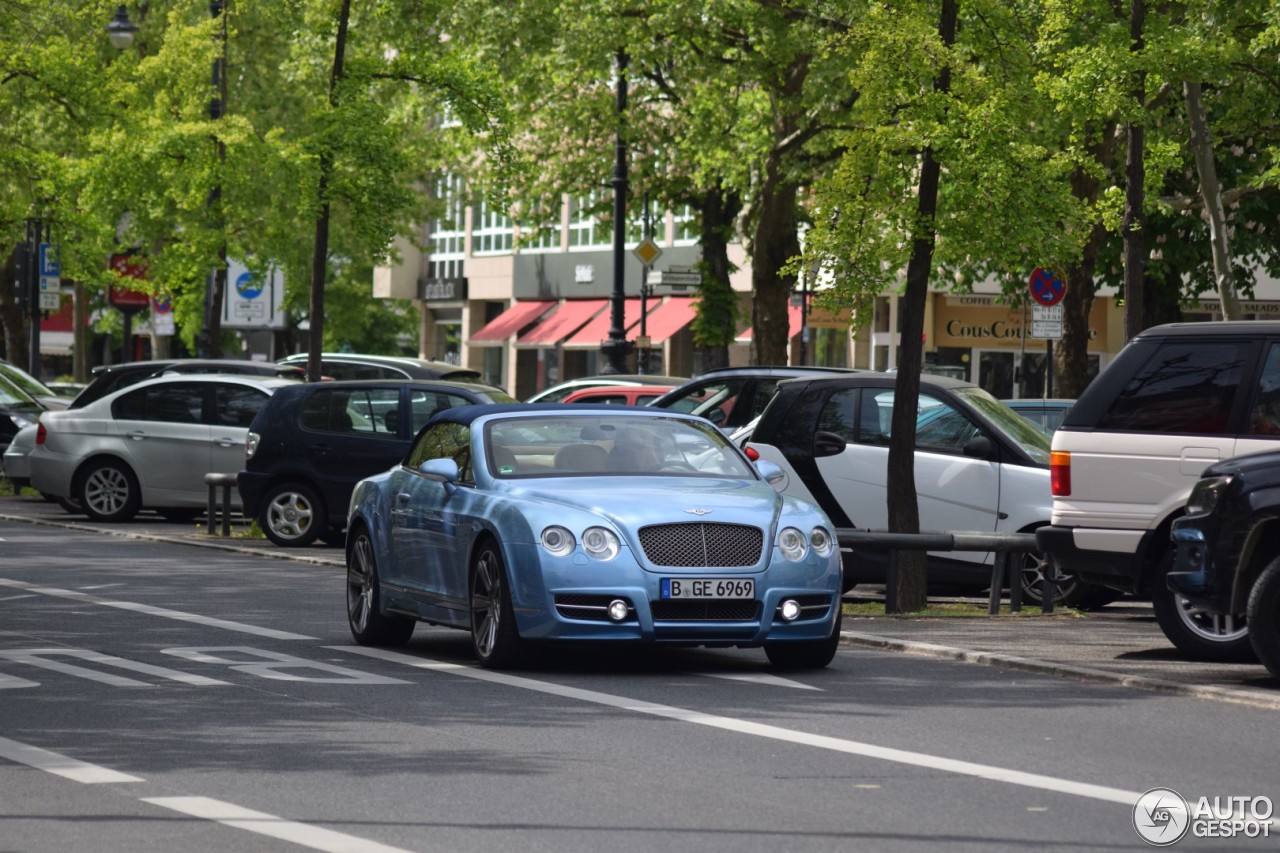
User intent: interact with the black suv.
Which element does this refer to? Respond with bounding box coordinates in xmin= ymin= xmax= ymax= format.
xmin=1168 ymin=450 xmax=1280 ymax=670
xmin=650 ymin=366 xmax=861 ymax=431
xmin=237 ymin=379 xmax=515 ymax=546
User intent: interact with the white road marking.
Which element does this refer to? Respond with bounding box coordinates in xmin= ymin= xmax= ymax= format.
xmin=0 ymin=578 xmax=315 ymax=639
xmin=335 ymin=646 xmax=1144 ymax=807
xmin=142 ymin=797 xmax=417 ymax=853
xmin=0 ymin=736 xmax=142 ymax=783
xmin=0 ymin=593 xmax=37 ymax=602
xmin=0 ymin=648 xmax=228 ymax=687
xmin=694 ymin=672 xmax=821 ymax=690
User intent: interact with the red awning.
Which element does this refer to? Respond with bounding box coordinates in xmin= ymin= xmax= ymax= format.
xmin=517 ymin=299 xmax=609 ymax=347
xmin=470 ymin=300 xmax=557 ymax=345
xmin=735 ymin=305 xmax=803 ymax=343
xmin=561 ymin=298 xmax=649 ymax=349
xmin=638 ymin=297 xmax=698 ymax=344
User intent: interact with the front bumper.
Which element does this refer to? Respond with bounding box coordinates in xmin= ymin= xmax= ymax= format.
xmin=1166 ymin=516 xmax=1232 ymax=613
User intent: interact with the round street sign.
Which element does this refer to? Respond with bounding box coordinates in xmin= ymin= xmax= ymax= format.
xmin=1029 ymin=267 xmax=1065 ymax=306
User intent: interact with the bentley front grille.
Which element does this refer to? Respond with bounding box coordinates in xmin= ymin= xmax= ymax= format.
xmin=638 ymin=522 xmax=763 ymax=568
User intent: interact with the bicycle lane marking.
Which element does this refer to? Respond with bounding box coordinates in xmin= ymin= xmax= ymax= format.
xmin=334 ymin=646 xmax=1143 ymax=808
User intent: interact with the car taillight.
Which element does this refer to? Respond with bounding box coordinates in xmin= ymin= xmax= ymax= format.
xmin=1050 ymin=450 xmax=1070 ymax=496
xmin=36 ymin=422 xmax=46 ymax=445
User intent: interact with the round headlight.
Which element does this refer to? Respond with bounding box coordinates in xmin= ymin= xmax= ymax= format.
xmin=581 ymin=526 xmax=620 ymax=561
xmin=810 ymin=526 xmax=834 ymax=557
xmin=541 ymin=526 xmax=575 ymax=556
xmin=778 ymin=526 xmax=807 ymax=561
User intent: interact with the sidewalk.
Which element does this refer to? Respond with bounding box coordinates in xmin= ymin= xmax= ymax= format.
xmin=2 ymin=492 xmax=1278 ymax=709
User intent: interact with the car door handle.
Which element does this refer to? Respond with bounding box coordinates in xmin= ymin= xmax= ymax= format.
xmin=125 ymin=430 xmax=148 ymax=441
xmin=212 ymin=436 xmax=241 ymax=447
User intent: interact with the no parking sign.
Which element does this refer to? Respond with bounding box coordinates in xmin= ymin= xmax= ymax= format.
xmin=1029 ymin=268 xmax=1065 ymax=306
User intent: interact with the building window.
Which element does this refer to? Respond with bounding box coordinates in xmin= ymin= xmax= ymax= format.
xmin=568 ymin=193 xmax=612 ymax=248
xmin=473 ymin=195 xmax=513 ymax=254
xmin=672 ymin=204 xmax=697 ymax=244
xmin=428 ymin=173 xmax=465 ymax=280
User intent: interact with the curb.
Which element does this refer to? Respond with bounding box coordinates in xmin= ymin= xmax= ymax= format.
xmin=839 ymin=631 xmax=1280 ymax=711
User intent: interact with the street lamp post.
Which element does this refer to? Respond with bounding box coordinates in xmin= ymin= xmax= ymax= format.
xmin=599 ymin=49 xmax=633 ymax=375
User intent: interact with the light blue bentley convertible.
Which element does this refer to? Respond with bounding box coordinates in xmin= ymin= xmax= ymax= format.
xmin=345 ymin=404 xmax=843 ymax=669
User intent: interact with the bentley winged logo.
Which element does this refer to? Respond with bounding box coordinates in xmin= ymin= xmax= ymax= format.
xmin=683 ymin=508 xmax=712 ymax=516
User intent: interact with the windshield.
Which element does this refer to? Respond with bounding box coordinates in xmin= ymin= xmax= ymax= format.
xmin=485 ymin=415 xmax=756 ymax=478
xmin=0 ymin=372 xmax=40 ymax=408
xmin=953 ymin=386 xmax=1051 ymax=464
xmin=0 ymin=364 xmax=55 ymax=400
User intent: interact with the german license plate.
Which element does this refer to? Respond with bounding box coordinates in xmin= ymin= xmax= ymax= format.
xmin=660 ymin=577 xmax=755 ymax=599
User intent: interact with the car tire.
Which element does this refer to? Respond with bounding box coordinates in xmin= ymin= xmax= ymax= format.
xmin=346 ymin=525 xmax=414 ymax=646
xmin=1018 ymin=552 xmax=1090 ymax=609
xmin=260 ymin=482 xmax=324 ymax=547
xmin=77 ymin=460 xmax=141 ymax=523
xmin=1247 ymin=557 xmax=1280 ymax=679
xmin=1151 ymin=552 xmax=1255 ymax=662
xmin=764 ymin=608 xmax=842 ymax=670
xmin=469 ymin=538 xmax=524 ymax=669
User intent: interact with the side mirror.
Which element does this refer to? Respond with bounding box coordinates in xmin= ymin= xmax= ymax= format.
xmin=962 ymin=435 xmax=995 ymax=460
xmin=419 ymin=458 xmax=460 ymax=483
xmin=755 ymin=459 xmax=788 ymax=491
xmin=813 ymin=430 xmax=846 ymax=458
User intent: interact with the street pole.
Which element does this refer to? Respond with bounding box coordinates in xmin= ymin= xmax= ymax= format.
xmin=203 ymin=0 xmax=228 ymax=358
xmin=638 ymin=192 xmax=651 ymax=375
xmin=599 ymin=49 xmax=632 ymax=375
xmin=25 ymin=219 xmax=42 ymax=380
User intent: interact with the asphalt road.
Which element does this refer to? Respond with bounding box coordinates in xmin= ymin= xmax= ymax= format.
xmin=0 ymin=505 xmax=1277 ymax=852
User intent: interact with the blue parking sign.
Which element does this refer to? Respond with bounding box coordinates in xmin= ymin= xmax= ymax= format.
xmin=39 ymin=243 xmax=59 ymax=277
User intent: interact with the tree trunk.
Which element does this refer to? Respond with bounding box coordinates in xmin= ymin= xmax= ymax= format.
xmin=885 ymin=0 xmax=957 ymax=614
xmin=0 ymin=249 xmax=28 ymax=364
xmin=1184 ymin=80 xmax=1239 ymax=320
xmin=307 ymin=0 xmax=352 ymax=382
xmin=749 ymin=165 xmax=800 ymax=366
xmin=692 ymin=187 xmax=742 ymax=372
xmin=1122 ymin=0 xmax=1146 ymax=342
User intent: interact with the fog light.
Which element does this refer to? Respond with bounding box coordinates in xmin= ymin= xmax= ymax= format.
xmin=608 ymin=599 xmax=630 ymax=622
xmin=780 ymin=599 xmax=802 ymax=622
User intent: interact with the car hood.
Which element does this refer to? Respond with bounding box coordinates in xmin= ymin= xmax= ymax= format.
xmin=508 ymin=476 xmax=788 ymax=528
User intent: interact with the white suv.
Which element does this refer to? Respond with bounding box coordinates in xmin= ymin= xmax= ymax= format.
xmin=1037 ymin=321 xmax=1280 ymax=660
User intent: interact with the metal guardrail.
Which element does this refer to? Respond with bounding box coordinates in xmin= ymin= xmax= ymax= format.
xmin=834 ymin=529 xmax=1058 ymax=614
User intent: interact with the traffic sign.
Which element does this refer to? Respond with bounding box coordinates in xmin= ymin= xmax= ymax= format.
xmin=1029 ymin=267 xmax=1065 ymax=306
xmin=1031 ymin=305 xmax=1063 ymax=339
xmin=632 ymin=238 xmax=662 ymax=267
xmin=650 ymin=267 xmax=701 ymax=288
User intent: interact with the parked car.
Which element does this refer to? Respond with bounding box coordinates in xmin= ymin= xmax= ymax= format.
xmin=345 ymin=404 xmax=842 ymax=669
xmin=524 ymin=374 xmax=686 ymax=403
xmin=2 ymin=424 xmax=37 ymax=490
xmin=559 ymin=384 xmax=675 ymax=406
xmin=745 ymin=372 xmax=1108 ymax=607
xmin=28 ymin=374 xmax=295 ymax=522
xmin=0 ymin=359 xmax=69 ymax=410
xmin=238 ymin=379 xmax=516 ymax=547
xmin=1001 ymin=398 xmax=1075 ymax=436
xmin=1167 ymin=450 xmax=1280 ymax=666
xmin=0 ymin=375 xmax=44 ymax=458
xmin=71 ymin=358 xmax=306 ymax=410
xmin=650 ymin=366 xmax=862 ymax=432
xmin=1037 ymin=321 xmax=1280 ymax=660
xmin=278 ymin=352 xmax=483 ymax=383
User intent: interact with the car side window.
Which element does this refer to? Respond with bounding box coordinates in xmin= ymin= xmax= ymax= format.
xmin=816 ymin=389 xmax=857 ymax=442
xmin=299 ymin=389 xmax=358 ymax=434
xmin=114 ymin=384 xmax=203 ymax=424
xmin=214 ymin=385 xmax=268 ymax=428
xmin=1248 ymin=343 xmax=1280 ymax=436
xmin=343 ymin=389 xmax=401 ymax=435
xmin=406 ymin=422 xmax=472 ymax=482
xmin=409 ymin=391 xmax=472 ymax=433
xmin=662 ymin=379 xmax=746 ymax=427
xmin=1096 ymin=341 xmax=1247 ymax=434
xmin=913 ymin=394 xmax=979 ymax=454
